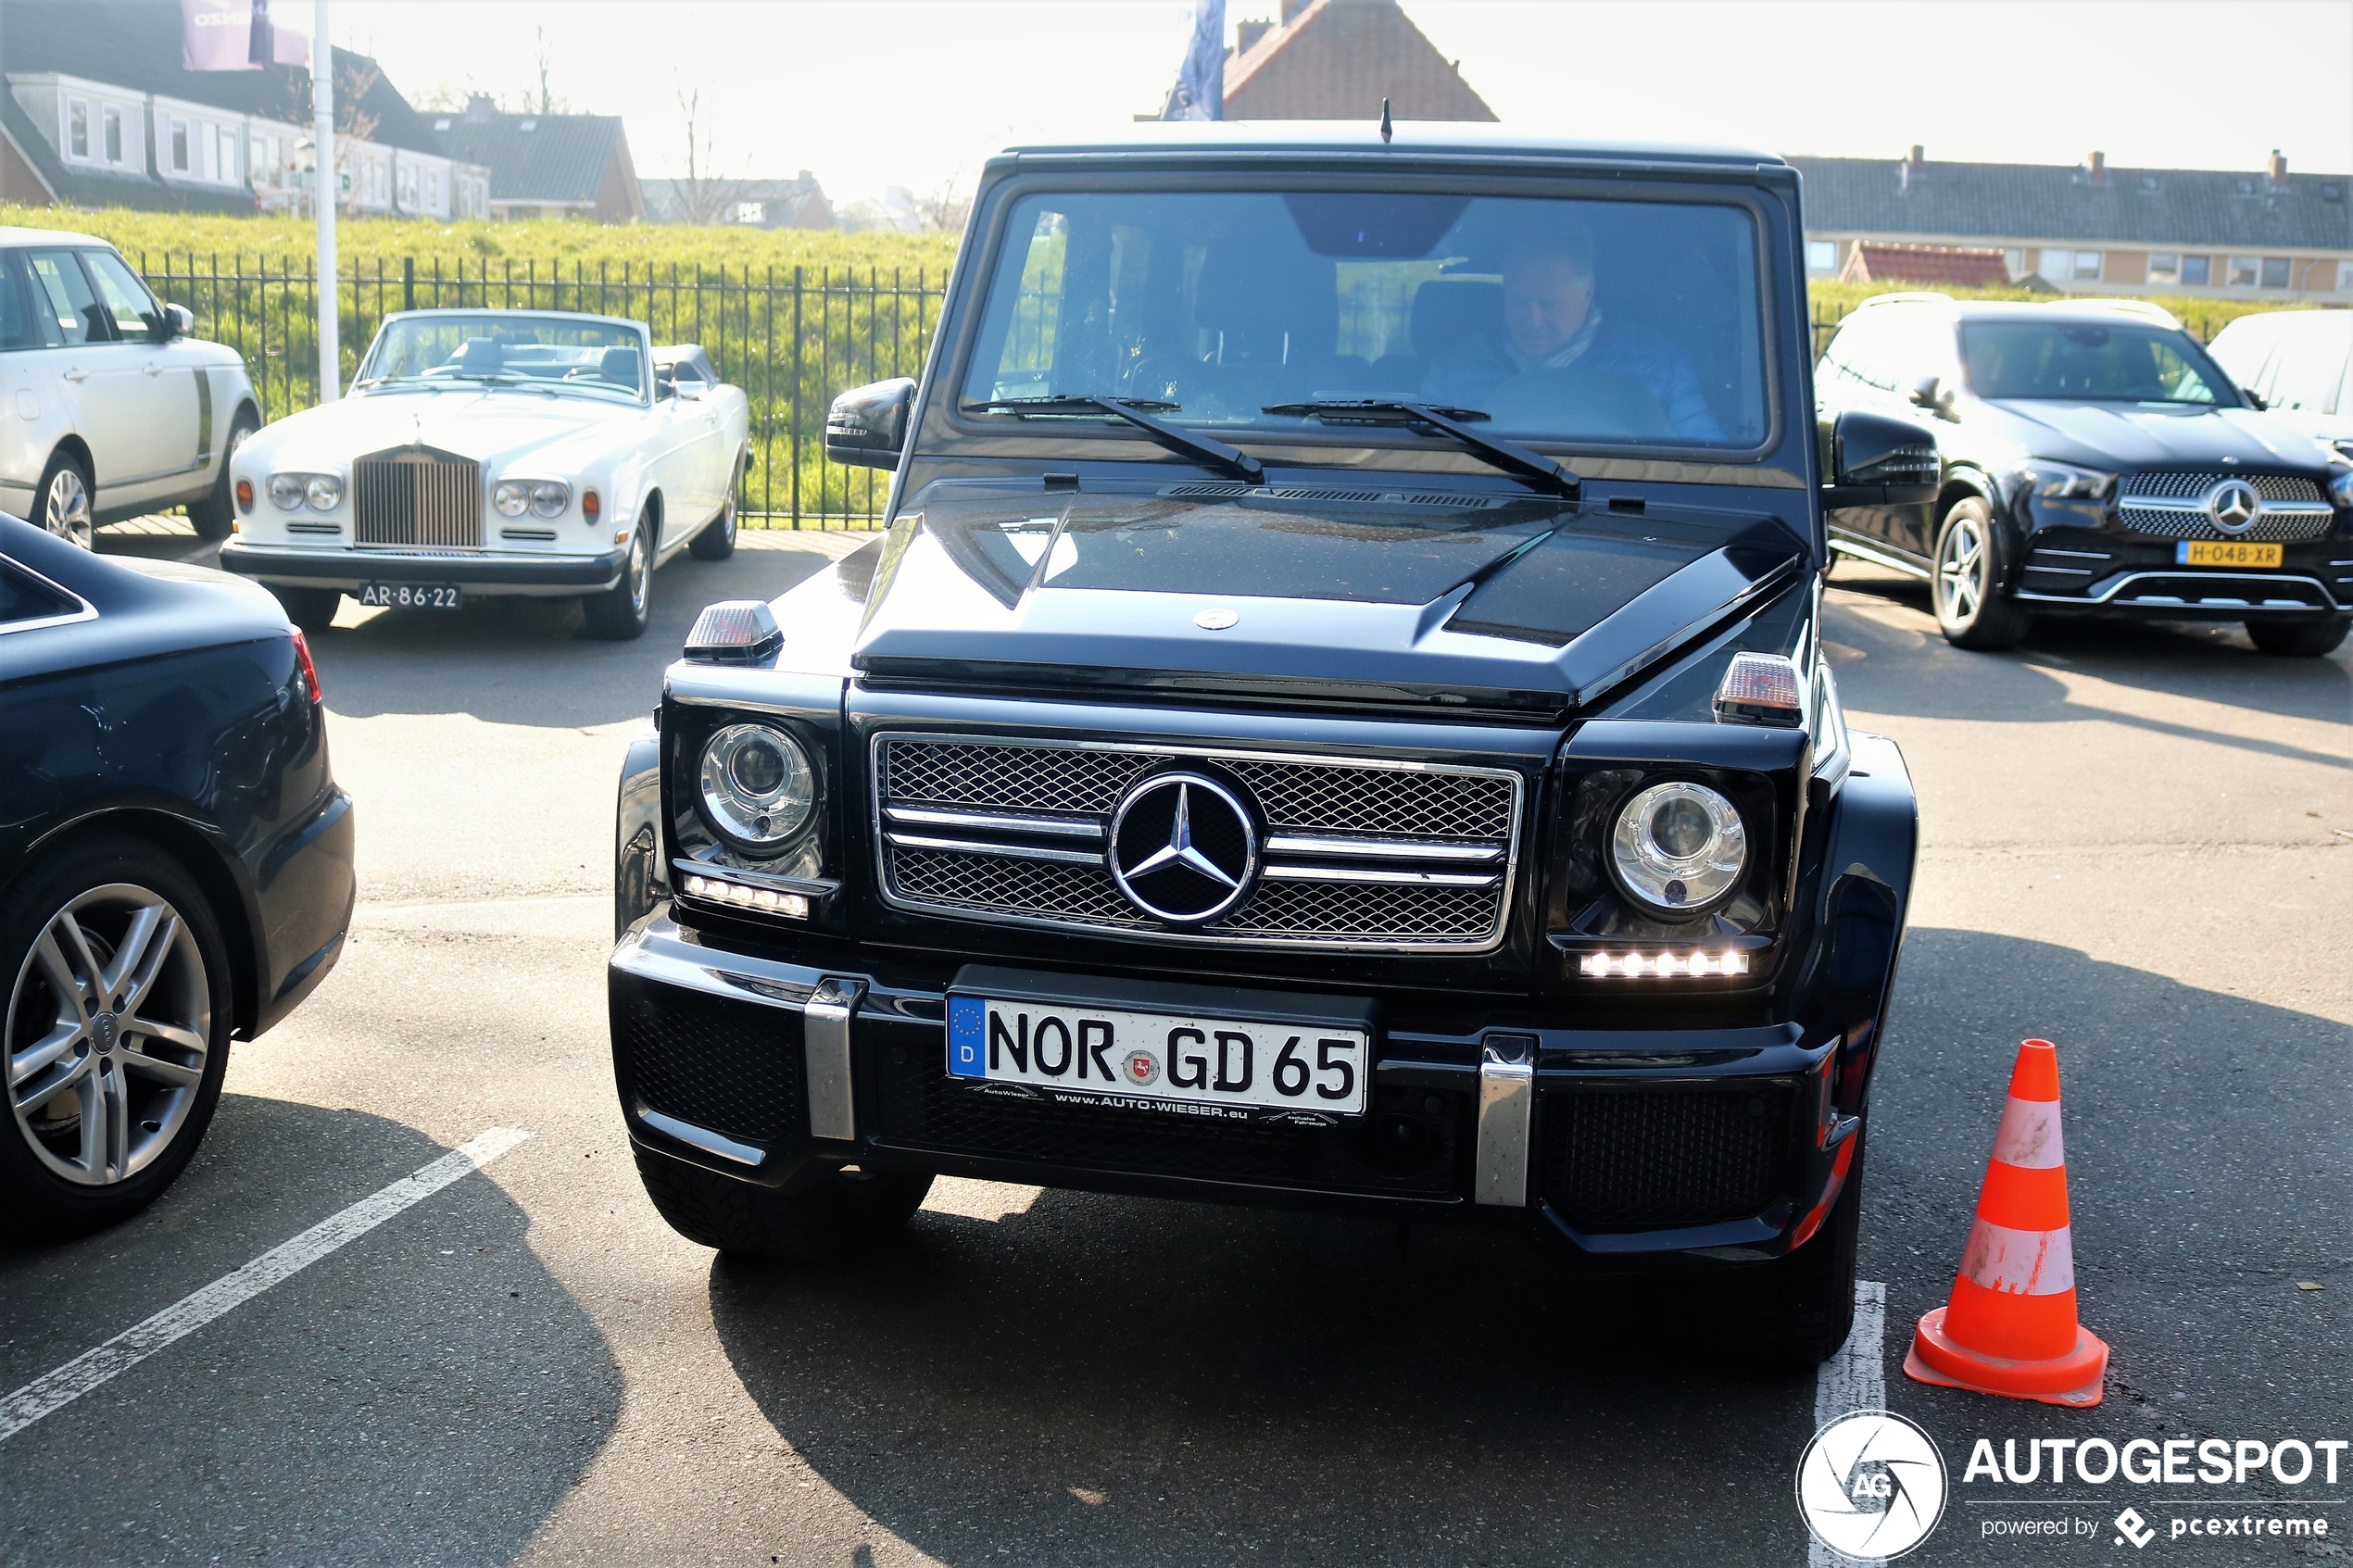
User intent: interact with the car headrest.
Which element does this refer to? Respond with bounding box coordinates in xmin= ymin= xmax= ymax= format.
xmin=456 ymin=336 xmax=504 ymax=372
xmin=1412 ymin=280 xmax=1504 ymax=359
xmin=598 ymin=345 xmax=642 ymax=391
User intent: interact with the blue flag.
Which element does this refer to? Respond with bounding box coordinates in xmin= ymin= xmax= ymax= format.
xmin=1164 ymin=0 xmax=1225 ymax=121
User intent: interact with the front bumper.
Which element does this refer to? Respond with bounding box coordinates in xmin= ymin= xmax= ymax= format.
xmin=608 ymin=915 xmax=1865 ymax=1263
xmin=220 ymin=541 xmax=629 ymax=596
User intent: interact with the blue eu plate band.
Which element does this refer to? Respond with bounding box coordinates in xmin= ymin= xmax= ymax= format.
xmin=804 ymin=977 xmax=863 ymax=1141
xmin=1475 ymin=1034 xmax=1536 ymax=1206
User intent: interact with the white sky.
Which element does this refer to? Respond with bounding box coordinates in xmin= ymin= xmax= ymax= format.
xmin=333 ymin=0 xmax=2353 ymax=210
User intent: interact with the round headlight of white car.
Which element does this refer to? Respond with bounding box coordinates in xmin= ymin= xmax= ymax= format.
xmin=268 ymin=473 xmax=307 ymax=510
xmin=493 ymin=481 xmax=531 ymax=518
xmin=530 ymin=482 xmax=569 ymax=518
xmin=698 ymin=723 xmax=816 ymax=848
xmin=1609 ymin=781 xmax=1747 ymax=918
xmin=304 ymin=474 xmax=341 ymax=510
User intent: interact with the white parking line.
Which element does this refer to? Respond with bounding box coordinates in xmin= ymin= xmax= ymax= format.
xmin=1808 ymin=1279 xmax=1888 ymax=1568
xmin=0 ymin=1126 xmax=532 ymax=1445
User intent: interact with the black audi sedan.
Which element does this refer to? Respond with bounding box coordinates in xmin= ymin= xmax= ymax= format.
xmin=1817 ymin=295 xmax=2353 ymax=655
xmin=0 ymin=517 xmax=355 ymax=1241
xmin=609 ymin=126 xmax=1926 ymax=1364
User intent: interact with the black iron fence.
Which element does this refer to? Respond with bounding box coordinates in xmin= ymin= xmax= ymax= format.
xmin=132 ymin=254 xmax=947 ymax=529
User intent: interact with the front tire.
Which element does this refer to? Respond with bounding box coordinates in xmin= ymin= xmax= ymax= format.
xmin=1931 ymin=498 xmax=2031 ymax=650
xmin=36 ymin=451 xmax=94 ymax=550
xmin=2246 ymin=615 xmax=2350 ymax=658
xmin=1718 ymin=1129 xmax=1866 ymax=1367
xmin=581 ymin=515 xmax=654 ymax=641
xmin=186 ymin=409 xmax=259 ymax=541
xmin=271 ymin=586 xmax=341 ymax=633
xmin=634 ymin=1146 xmax=932 ymax=1261
xmin=0 ymin=836 xmax=233 ymax=1243
xmin=687 ymin=460 xmax=740 ymax=561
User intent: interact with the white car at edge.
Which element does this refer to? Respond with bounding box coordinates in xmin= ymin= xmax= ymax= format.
xmin=221 ymin=308 xmax=751 ymax=640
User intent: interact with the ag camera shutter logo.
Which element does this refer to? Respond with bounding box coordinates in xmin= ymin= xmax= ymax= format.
xmin=1796 ymin=1410 xmax=1949 ymax=1561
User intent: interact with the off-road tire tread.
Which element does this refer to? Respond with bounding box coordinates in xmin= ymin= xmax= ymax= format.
xmin=1720 ymin=1132 xmax=1866 ymax=1367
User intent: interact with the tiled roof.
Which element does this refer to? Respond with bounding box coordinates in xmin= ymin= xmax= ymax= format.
xmin=431 ymin=111 xmax=624 ymax=207
xmin=1843 ymin=242 xmax=2010 ymax=286
xmin=1223 ymin=0 xmax=1494 ymax=122
xmin=0 ymin=0 xmax=440 ymax=153
xmin=1793 ymin=154 xmax=2353 ymax=252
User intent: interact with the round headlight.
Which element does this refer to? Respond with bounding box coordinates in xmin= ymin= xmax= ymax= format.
xmin=268 ymin=473 xmax=306 ymax=510
xmin=1608 ymin=781 xmax=1747 ymax=918
xmin=530 ymin=482 xmax=568 ymax=518
xmin=698 ymin=723 xmax=816 ymax=848
xmin=493 ymin=481 xmax=531 ymax=517
xmin=305 ymin=474 xmax=341 ymax=510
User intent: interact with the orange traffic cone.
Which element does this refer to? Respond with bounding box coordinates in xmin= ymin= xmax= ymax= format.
xmin=1905 ymin=1038 xmax=2108 ymax=1408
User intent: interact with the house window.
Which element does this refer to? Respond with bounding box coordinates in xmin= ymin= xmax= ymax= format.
xmin=1805 ymin=239 xmax=1836 ymax=273
xmin=2228 ymin=257 xmax=2259 ymax=287
xmin=2038 ymin=248 xmax=2071 ymax=280
xmin=2260 ymin=257 xmax=2291 ymax=289
xmin=427 ymin=169 xmax=443 ymax=210
xmin=170 ymin=119 xmax=190 ymax=173
xmin=218 ymin=124 xmax=239 ymax=182
xmin=2004 ymin=249 xmax=2027 ymax=280
xmin=67 ymin=100 xmax=89 ymax=158
xmin=103 ymin=107 xmax=123 ymax=164
xmin=396 ymin=160 xmax=419 ymax=208
xmin=2337 ymin=261 xmax=2353 ymax=294
xmin=2147 ymin=254 xmax=2179 ymax=284
xmin=2072 ymin=251 xmax=2103 ymax=282
xmin=2181 ymin=256 xmax=2210 ymax=286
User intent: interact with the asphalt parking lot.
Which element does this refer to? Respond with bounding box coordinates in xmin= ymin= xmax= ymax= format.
xmin=1 ymin=527 xmax=2346 ymax=1567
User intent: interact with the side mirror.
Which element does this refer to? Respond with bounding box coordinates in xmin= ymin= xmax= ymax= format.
xmin=673 ymin=379 xmax=709 ymax=401
xmin=160 ymin=303 xmax=194 ymax=341
xmin=1824 ymin=408 xmax=1940 ymax=508
xmin=824 ymin=377 xmax=915 ymax=471
xmin=1906 ymin=373 xmax=1957 ymax=420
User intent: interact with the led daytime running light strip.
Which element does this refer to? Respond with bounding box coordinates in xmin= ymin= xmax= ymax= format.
xmin=1579 ymin=949 xmax=1751 ymax=979
xmin=682 ymin=873 xmax=809 ymax=920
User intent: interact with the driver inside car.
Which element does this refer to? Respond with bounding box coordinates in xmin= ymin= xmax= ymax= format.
xmin=1421 ymin=226 xmax=1726 ymax=442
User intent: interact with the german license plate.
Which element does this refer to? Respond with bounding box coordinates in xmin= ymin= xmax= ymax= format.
xmin=2178 ymin=541 xmax=2282 ymax=569
xmin=945 ymin=993 xmax=1369 ymax=1119
xmin=358 ymin=582 xmax=463 ymax=610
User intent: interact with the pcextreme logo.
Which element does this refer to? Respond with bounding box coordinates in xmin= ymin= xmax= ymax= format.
xmin=1797 ymin=1410 xmax=1951 ymax=1561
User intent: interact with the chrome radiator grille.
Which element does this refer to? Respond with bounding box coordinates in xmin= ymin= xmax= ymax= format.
xmin=353 ymin=445 xmax=483 ymax=547
xmin=874 ymin=735 xmax=1522 ymax=950
xmin=2118 ymin=471 xmax=2335 ymax=543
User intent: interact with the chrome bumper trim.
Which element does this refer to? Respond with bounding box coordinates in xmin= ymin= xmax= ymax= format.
xmin=803 ymin=976 xmax=863 ymax=1142
xmin=635 ymin=1101 xmax=763 ymax=1166
xmin=1473 ymin=1035 xmax=1536 ymax=1208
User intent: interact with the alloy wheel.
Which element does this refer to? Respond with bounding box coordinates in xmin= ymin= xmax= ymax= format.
xmin=7 ymin=884 xmax=212 ymax=1186
xmin=627 ymin=527 xmax=650 ymax=613
xmin=44 ymin=467 xmax=93 ymax=550
xmin=1936 ymin=514 xmax=1986 ymax=625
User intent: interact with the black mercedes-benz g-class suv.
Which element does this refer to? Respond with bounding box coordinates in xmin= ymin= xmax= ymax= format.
xmin=609 ymin=125 xmax=1924 ymax=1361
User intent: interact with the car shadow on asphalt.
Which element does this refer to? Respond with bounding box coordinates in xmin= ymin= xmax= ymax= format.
xmin=1825 ymin=571 xmax=2350 ymax=767
xmin=0 ymin=1094 xmax=619 ymax=1567
xmin=299 ymin=537 xmax=867 ymax=729
xmin=705 ymin=1184 xmax=1816 ymax=1567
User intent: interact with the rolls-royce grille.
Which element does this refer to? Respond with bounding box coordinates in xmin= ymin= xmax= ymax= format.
xmin=874 ymin=735 xmax=1521 ymax=950
xmin=353 ymin=445 xmax=484 ymax=547
xmin=2118 ymin=471 xmax=2334 ymax=543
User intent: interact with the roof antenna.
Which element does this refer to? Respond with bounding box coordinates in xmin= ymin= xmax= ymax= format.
xmin=1378 ymin=96 xmax=1393 ymax=144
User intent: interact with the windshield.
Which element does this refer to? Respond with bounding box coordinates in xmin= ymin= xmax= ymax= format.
xmin=356 ymin=313 xmax=647 ymax=403
xmin=958 ymin=189 xmax=1768 ymax=451
xmin=1960 ymin=320 xmax=2227 ymax=405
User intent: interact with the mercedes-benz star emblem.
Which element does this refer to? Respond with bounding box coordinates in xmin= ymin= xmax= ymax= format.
xmin=1107 ymin=771 xmax=1258 ymax=924
xmin=2206 ymin=479 xmax=2261 ymax=535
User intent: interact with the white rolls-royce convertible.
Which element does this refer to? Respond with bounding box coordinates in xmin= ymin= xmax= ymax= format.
xmin=221 ymin=309 xmax=751 ymax=639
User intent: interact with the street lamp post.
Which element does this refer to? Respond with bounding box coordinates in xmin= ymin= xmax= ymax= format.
xmin=314 ymin=0 xmax=338 ymax=403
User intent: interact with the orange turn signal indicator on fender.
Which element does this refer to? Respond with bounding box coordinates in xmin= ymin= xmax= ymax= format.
xmin=582 ymin=489 xmax=601 ymax=521
xmin=234 ymin=477 xmax=253 ymax=512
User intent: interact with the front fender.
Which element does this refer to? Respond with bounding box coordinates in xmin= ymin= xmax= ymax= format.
xmin=1795 ymin=730 xmax=1918 ymax=1119
xmin=615 ymin=719 xmax=665 ymax=939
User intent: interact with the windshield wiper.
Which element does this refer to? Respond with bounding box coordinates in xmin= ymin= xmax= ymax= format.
xmin=966 ymin=395 xmax=1263 ymax=483
xmin=1263 ymin=399 xmax=1581 ymax=500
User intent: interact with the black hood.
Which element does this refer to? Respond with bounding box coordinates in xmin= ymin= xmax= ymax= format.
xmin=847 ymin=482 xmax=1803 ymax=714
xmin=1976 ymin=400 xmax=2332 ymax=474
